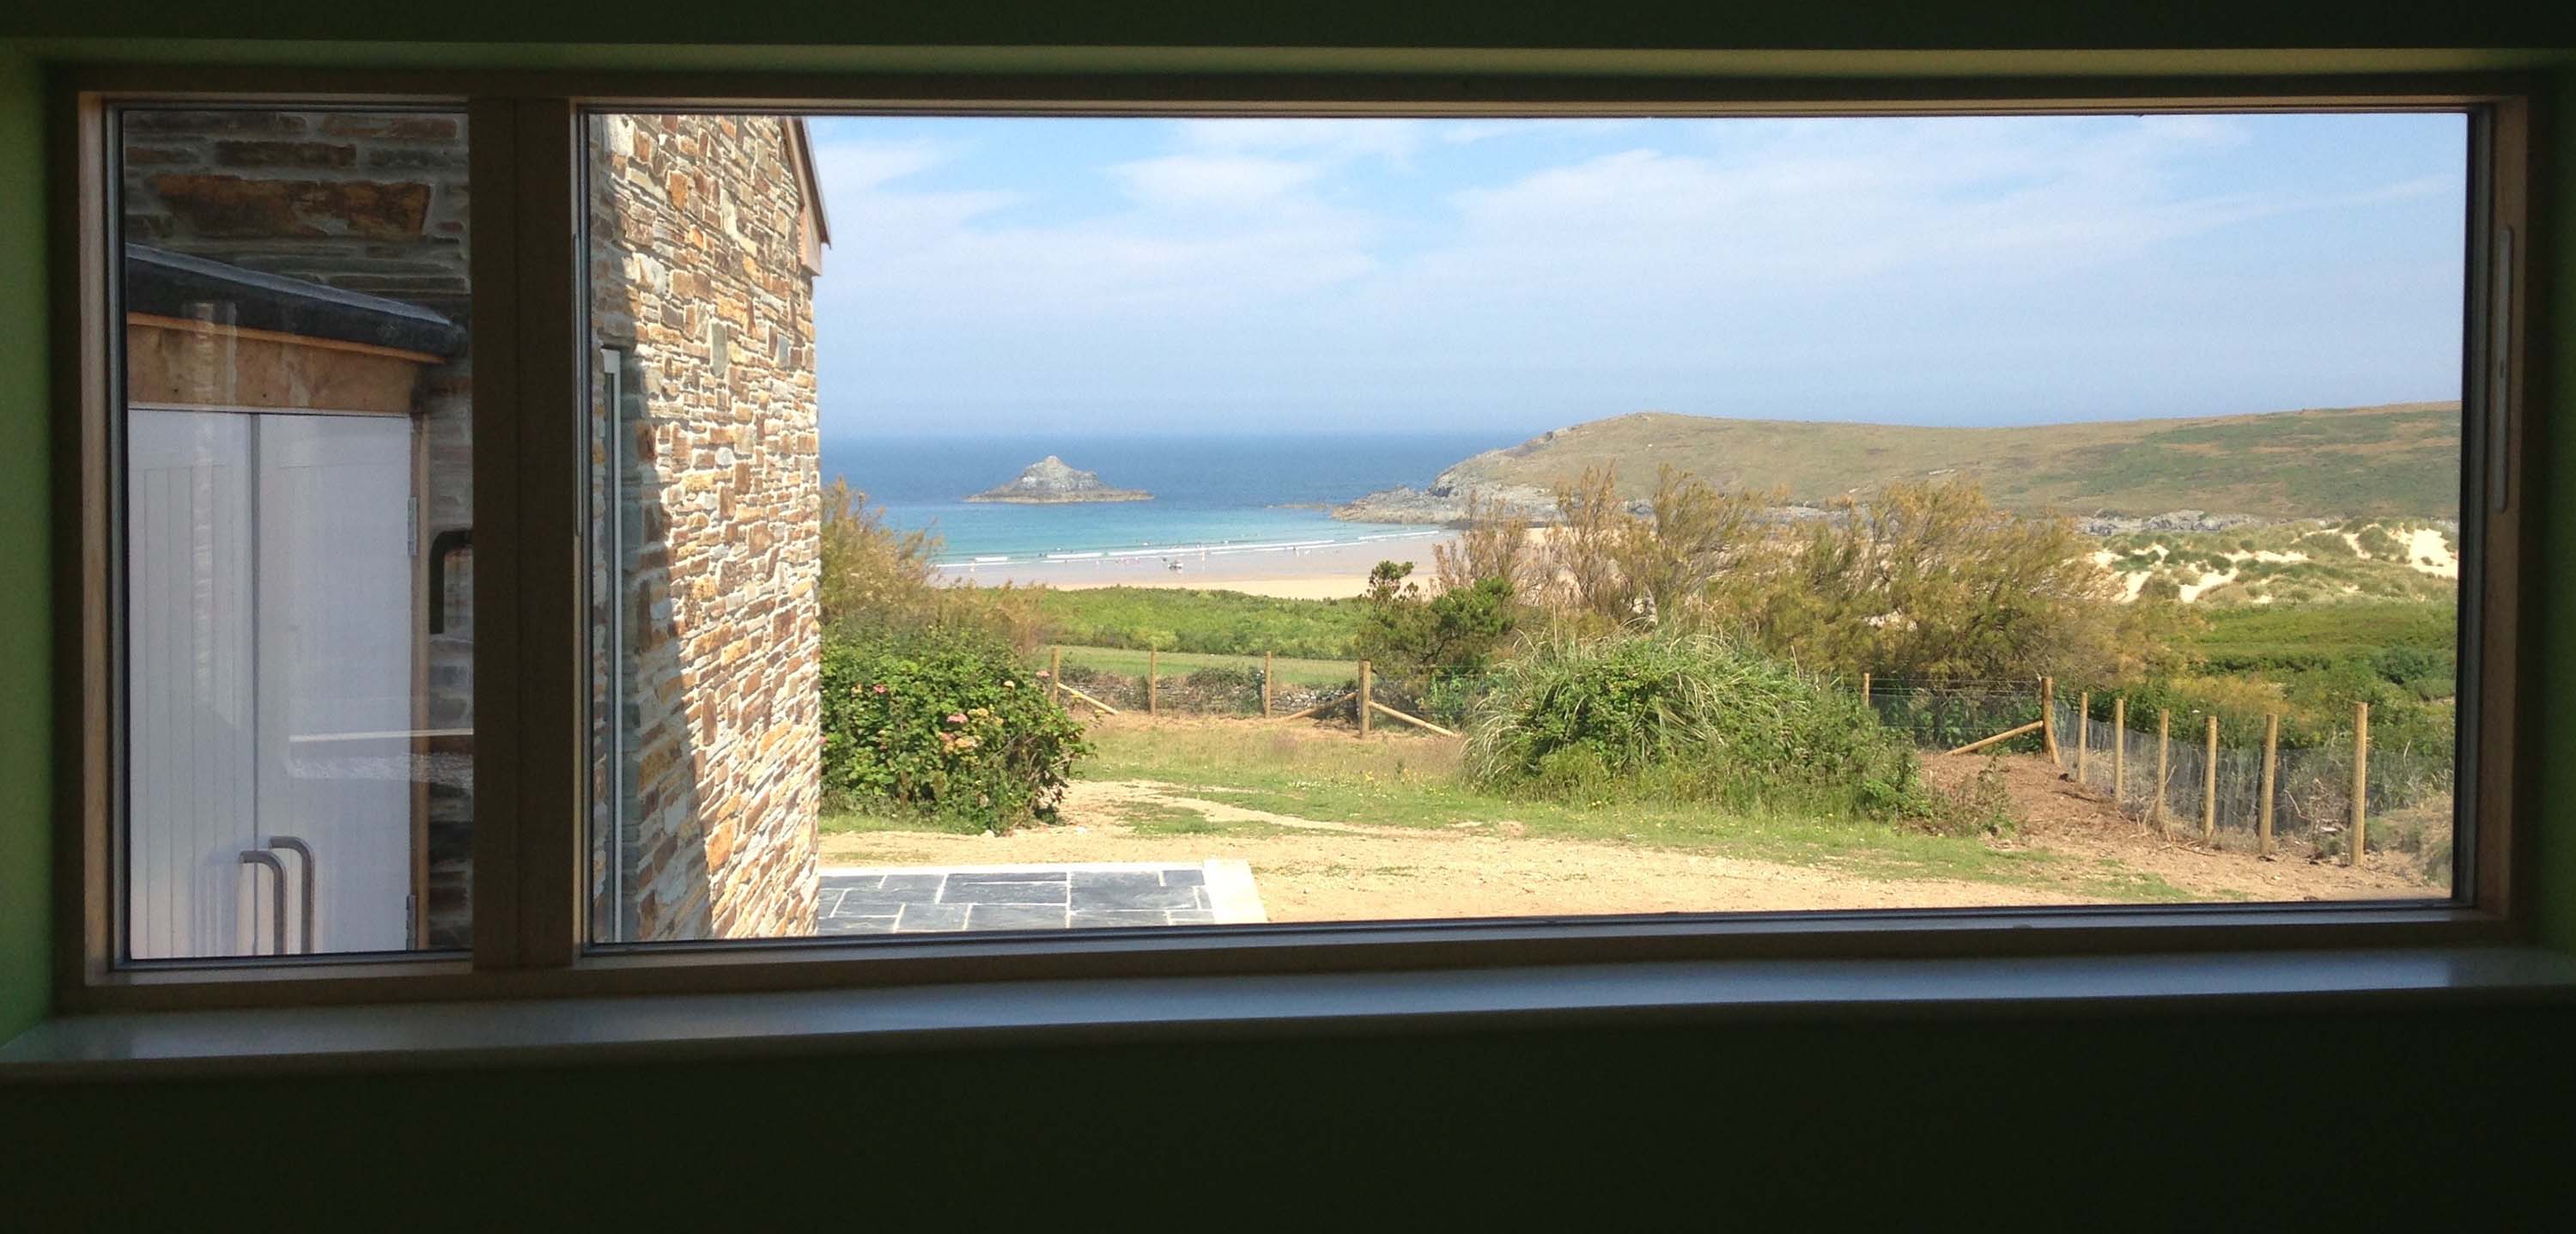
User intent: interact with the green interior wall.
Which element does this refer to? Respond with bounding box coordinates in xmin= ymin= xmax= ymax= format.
xmin=0 ymin=48 xmax=49 ymax=1043
xmin=0 ymin=10 xmax=2573 ymax=1214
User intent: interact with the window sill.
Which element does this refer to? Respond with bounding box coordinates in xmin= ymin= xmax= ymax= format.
xmin=7 ymin=945 xmax=2573 ymax=1082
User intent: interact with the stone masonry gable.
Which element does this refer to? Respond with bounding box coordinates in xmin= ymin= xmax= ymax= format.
xmin=589 ymin=114 xmax=823 ymax=942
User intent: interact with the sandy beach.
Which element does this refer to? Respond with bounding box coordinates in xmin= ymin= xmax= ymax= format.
xmin=935 ymin=532 xmax=1455 ymax=600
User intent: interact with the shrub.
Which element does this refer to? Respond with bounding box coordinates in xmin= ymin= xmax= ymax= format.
xmin=1546 ymin=463 xmax=1773 ymax=628
xmin=1169 ymin=666 xmax=1268 ymax=714
xmin=1353 ymin=561 xmax=1519 ymax=691
xmin=1463 ymin=631 xmax=1933 ymax=822
xmin=818 ymin=625 xmax=1089 ymax=831
xmin=1726 ymin=479 xmax=2190 ymax=685
xmin=819 ymin=479 xmax=1047 ymax=652
xmin=2354 ymin=524 xmax=2405 ymax=560
xmin=1055 ymin=663 xmax=1144 ymax=710
xmin=1940 ymin=752 xmax=2020 ymax=836
xmin=2294 ymin=530 xmax=2358 ymax=558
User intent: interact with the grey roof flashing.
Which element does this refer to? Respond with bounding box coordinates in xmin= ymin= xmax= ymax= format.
xmin=125 ymin=244 xmax=468 ymax=360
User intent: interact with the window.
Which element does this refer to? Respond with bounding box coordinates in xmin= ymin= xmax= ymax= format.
xmin=58 ymin=79 xmax=2534 ymax=1004
xmin=111 ymin=107 xmax=474 ymax=959
xmin=585 ymin=108 xmax=2484 ymax=946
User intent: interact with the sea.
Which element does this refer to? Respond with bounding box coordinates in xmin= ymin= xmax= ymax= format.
xmin=818 ymin=431 xmax=1509 ymax=570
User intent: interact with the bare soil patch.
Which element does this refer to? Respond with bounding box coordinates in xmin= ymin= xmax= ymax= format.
xmin=823 ymin=781 xmax=2092 ymax=921
xmin=821 ymin=726 xmax=2437 ymax=922
xmin=1919 ymin=753 xmax=2437 ymax=903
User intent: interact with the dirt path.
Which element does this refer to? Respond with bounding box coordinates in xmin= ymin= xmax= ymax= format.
xmin=820 ymin=740 xmax=2436 ymax=923
xmin=825 ymin=779 xmax=2096 ymax=921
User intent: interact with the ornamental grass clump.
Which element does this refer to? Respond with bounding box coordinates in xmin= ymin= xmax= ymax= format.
xmin=818 ymin=625 xmax=1089 ymax=831
xmin=1463 ymin=630 xmax=1933 ymax=822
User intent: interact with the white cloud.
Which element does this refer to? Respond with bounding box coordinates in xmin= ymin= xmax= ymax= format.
xmin=807 ymin=137 xmax=946 ymax=192
xmin=1111 ymin=154 xmax=1324 ymax=210
xmin=809 ymin=114 xmax=2466 ymax=433
xmin=1171 ymin=118 xmax=1430 ymax=165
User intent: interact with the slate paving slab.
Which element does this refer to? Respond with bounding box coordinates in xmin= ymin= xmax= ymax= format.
xmin=813 ymin=861 xmax=1265 ymax=935
xmin=937 ymin=880 xmax=1069 ymax=905
xmin=895 ymin=903 xmax=969 ymax=932
xmin=966 ymin=903 xmax=1072 ymax=931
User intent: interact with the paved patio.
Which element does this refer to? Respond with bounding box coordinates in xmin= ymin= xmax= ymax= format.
xmin=813 ymin=860 xmax=1267 ymax=934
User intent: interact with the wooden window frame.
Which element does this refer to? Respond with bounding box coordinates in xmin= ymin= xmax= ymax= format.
xmin=48 ymin=67 xmax=2547 ymax=1014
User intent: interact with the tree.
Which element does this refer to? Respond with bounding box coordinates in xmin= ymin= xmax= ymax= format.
xmin=1354 ymin=560 xmax=1519 ymax=690
xmin=818 ymin=478 xmax=1046 ymax=650
xmin=817 ymin=478 xmax=939 ymax=629
xmin=1612 ymin=465 xmax=1773 ymax=628
xmin=1433 ymin=489 xmax=1543 ymax=597
xmin=1546 ymin=463 xmax=1772 ymax=629
xmin=1725 ymin=479 xmax=2183 ymax=684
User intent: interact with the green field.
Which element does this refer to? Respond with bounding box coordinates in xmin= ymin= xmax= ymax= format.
xmin=1049 ymin=643 xmax=1358 ymax=687
xmin=1430 ymin=401 xmax=2460 ymax=520
xmin=2187 ymin=599 xmax=2457 ymax=677
xmin=1035 ymin=586 xmax=1363 ymax=658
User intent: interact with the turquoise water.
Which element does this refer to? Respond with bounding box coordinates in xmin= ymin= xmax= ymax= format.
xmin=821 ymin=431 xmax=1504 ymax=567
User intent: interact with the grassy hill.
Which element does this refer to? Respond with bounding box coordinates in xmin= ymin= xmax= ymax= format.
xmin=1437 ymin=402 xmax=2460 ymax=520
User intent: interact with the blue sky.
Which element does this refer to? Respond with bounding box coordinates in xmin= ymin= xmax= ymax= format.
xmin=805 ymin=112 xmax=2466 ymax=440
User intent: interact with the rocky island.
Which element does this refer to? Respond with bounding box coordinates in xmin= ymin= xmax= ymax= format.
xmin=965 ymin=455 xmax=1152 ymax=504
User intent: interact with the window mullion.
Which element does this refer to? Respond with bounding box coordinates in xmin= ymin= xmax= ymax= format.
xmin=469 ymin=96 xmax=586 ymax=971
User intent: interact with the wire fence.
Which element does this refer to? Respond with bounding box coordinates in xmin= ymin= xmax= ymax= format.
xmin=1862 ymin=678 xmax=2052 ymax=753
xmin=1041 ymin=647 xmax=1500 ymax=726
xmin=1860 ymin=674 xmax=2453 ymax=861
xmin=1042 ymin=648 xmax=2453 ymax=862
xmin=2048 ymin=696 xmax=2453 ymax=858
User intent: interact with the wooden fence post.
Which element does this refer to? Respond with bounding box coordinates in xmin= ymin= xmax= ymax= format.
xmin=1147 ymin=649 xmax=1158 ymax=716
xmin=2039 ymin=677 xmax=2060 ymax=763
xmin=2075 ymin=691 xmax=2089 ymax=783
xmin=2202 ymin=714 xmax=2219 ymax=841
xmin=1861 ymin=672 xmax=1872 ymax=707
xmin=2350 ymin=701 xmax=2371 ymax=865
xmin=2258 ymin=713 xmax=2280 ymax=856
xmin=1048 ymin=647 xmax=1061 ymax=703
xmin=1262 ymin=650 xmax=1274 ymax=718
xmin=2153 ymin=710 xmax=2170 ymax=835
xmin=1358 ymin=660 xmax=1373 ymax=738
xmin=2111 ymin=696 xmax=2126 ymax=805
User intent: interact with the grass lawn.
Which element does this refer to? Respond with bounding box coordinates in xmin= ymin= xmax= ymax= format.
xmin=1049 ymin=643 xmax=1358 ymax=687
xmin=1035 ymin=586 xmax=1362 ymax=659
xmin=1073 ymin=720 xmax=2208 ymax=903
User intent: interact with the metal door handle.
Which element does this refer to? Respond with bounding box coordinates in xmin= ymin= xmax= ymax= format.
xmin=266 ymin=836 xmax=317 ymax=954
xmin=238 ymin=850 xmax=289 ymax=957
xmin=428 ymin=526 xmax=471 ymax=634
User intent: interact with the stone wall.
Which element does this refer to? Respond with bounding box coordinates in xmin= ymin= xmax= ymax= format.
xmin=588 ymin=114 xmax=822 ymax=941
xmin=120 ymin=109 xmax=477 ymax=948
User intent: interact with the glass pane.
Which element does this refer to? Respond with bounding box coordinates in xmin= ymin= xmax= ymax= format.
xmin=590 ymin=111 xmax=2464 ymax=945
xmin=119 ymin=108 xmax=472 ymax=958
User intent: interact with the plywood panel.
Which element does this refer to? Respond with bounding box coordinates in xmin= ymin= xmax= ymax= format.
xmin=126 ymin=316 xmax=434 ymax=416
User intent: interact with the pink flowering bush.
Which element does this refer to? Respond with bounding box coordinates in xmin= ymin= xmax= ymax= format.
xmin=818 ymin=627 xmax=1089 ymax=830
